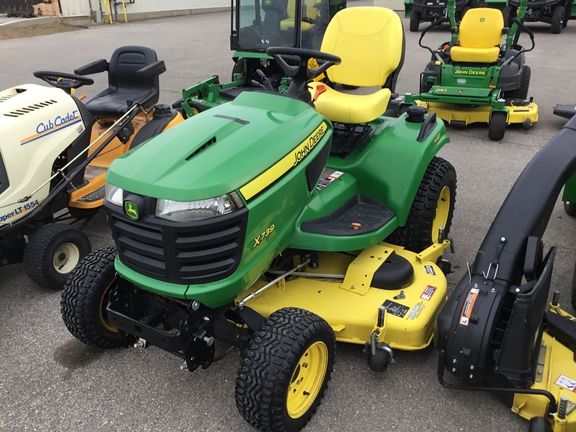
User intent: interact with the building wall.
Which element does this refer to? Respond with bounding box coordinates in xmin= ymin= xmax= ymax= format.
xmin=60 ymin=0 xmax=229 ymax=17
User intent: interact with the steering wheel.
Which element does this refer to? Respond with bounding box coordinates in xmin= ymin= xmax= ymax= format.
xmin=33 ymin=70 xmax=94 ymax=92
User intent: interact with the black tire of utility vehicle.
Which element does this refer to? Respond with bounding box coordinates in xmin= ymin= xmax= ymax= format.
xmin=505 ymin=65 xmax=531 ymax=100
xmin=61 ymin=246 xmax=126 ymax=349
xmin=488 ymin=111 xmax=507 ymax=141
xmin=528 ymin=416 xmax=552 ymax=432
xmin=501 ymin=6 xmax=514 ymax=29
xmin=551 ymin=5 xmax=565 ymax=34
xmin=235 ymin=308 xmax=336 ymax=432
xmin=410 ymin=9 xmax=421 ymax=32
xmin=565 ymin=201 xmax=576 ymax=216
xmin=232 ymin=57 xmax=247 ymax=81
xmin=385 ymin=157 xmax=457 ymax=253
xmin=24 ymin=224 xmax=91 ymax=290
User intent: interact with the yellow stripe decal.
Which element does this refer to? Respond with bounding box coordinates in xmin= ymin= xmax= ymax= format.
xmin=240 ymin=121 xmax=328 ymax=201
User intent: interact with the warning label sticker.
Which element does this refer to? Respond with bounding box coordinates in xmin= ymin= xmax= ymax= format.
xmin=459 ymin=287 xmax=480 ymax=326
xmin=420 ymin=285 xmax=437 ymax=301
xmin=316 ymin=169 xmax=344 ymax=190
xmin=383 ymin=300 xmax=409 ymax=318
xmin=555 ymin=375 xmax=576 ymax=392
xmin=424 ymin=265 xmax=436 ymax=276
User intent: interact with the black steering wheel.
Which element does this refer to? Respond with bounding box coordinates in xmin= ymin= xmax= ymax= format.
xmin=33 ymin=70 xmax=94 ymax=92
xmin=266 ymin=47 xmax=341 ymax=101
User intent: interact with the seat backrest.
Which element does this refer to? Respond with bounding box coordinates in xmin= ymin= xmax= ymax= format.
xmin=320 ymin=7 xmax=404 ymax=89
xmin=108 ymin=45 xmax=159 ymax=93
xmin=458 ymin=8 xmax=504 ymax=49
xmin=285 ymin=0 xmax=321 ymax=19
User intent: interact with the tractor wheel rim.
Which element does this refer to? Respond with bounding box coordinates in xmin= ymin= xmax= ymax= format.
xmin=432 ymin=185 xmax=451 ymax=242
xmin=53 ymin=242 xmax=80 ymax=274
xmin=99 ymin=281 xmax=118 ymax=333
xmin=286 ymin=341 xmax=328 ymax=419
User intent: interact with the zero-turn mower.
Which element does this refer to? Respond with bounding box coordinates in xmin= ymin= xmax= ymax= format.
xmin=177 ymin=0 xmax=346 ymax=117
xmin=0 ymin=45 xmax=183 ymax=289
xmin=61 ymin=7 xmax=457 ymax=432
xmin=401 ymin=0 xmax=538 ymax=141
xmin=436 ymin=115 xmax=576 ymax=432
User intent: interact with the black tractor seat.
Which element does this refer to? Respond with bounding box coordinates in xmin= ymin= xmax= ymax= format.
xmin=75 ymin=45 xmax=165 ymax=118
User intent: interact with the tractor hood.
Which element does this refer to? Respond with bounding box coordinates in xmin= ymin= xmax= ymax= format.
xmin=107 ymin=91 xmax=327 ymax=201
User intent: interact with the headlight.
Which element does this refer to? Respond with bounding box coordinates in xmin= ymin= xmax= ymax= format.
xmin=105 ymin=183 xmax=123 ymax=206
xmin=156 ymin=192 xmax=244 ymax=222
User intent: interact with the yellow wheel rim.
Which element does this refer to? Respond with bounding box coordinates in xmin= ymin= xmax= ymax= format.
xmin=286 ymin=341 xmax=328 ymax=419
xmin=432 ymin=185 xmax=451 ymax=242
xmin=99 ymin=281 xmax=118 ymax=333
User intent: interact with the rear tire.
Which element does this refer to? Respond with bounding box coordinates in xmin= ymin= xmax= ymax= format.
xmin=410 ymin=9 xmax=421 ymax=32
xmin=551 ymin=5 xmax=565 ymax=34
xmin=386 ymin=157 xmax=457 ymax=252
xmin=502 ymin=6 xmax=515 ymax=28
xmin=61 ymin=246 xmax=126 ymax=349
xmin=235 ymin=307 xmax=336 ymax=432
xmin=24 ymin=224 xmax=91 ymax=290
xmin=505 ymin=65 xmax=531 ymax=100
xmin=488 ymin=111 xmax=507 ymax=141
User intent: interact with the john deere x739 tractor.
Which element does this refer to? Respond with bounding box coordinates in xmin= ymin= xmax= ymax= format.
xmin=62 ymin=7 xmax=457 ymax=431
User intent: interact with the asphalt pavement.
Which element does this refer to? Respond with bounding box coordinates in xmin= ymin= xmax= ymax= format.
xmin=1 ymin=2 xmax=576 ymax=431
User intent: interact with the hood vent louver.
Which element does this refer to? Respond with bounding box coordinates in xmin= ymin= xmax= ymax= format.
xmin=3 ymin=99 xmax=58 ymax=118
xmin=185 ymin=137 xmax=217 ymax=161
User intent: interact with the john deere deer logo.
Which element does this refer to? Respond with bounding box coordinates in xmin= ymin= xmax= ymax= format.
xmin=124 ymin=201 xmax=139 ymax=220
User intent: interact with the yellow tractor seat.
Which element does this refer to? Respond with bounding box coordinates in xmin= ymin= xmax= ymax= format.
xmin=280 ymin=0 xmax=321 ymax=31
xmin=450 ymin=8 xmax=504 ymax=64
xmin=309 ymin=7 xmax=404 ymax=124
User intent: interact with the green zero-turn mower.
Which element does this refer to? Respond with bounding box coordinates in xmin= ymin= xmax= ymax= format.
xmin=401 ymin=0 xmax=538 ymax=141
xmin=176 ymin=0 xmax=346 ymax=118
xmin=435 ymin=115 xmax=576 ymax=432
xmin=61 ymin=6 xmax=458 ymax=432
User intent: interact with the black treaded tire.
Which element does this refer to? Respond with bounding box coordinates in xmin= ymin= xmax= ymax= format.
xmin=505 ymin=65 xmax=531 ymax=100
xmin=570 ymin=260 xmax=576 ymax=312
xmin=235 ymin=307 xmax=336 ymax=432
xmin=232 ymin=57 xmax=247 ymax=81
xmin=61 ymin=246 xmax=126 ymax=349
xmin=385 ymin=156 xmax=457 ymax=253
xmin=23 ymin=223 xmax=91 ymax=290
xmin=528 ymin=416 xmax=552 ymax=432
xmin=501 ymin=6 xmax=514 ymax=29
xmin=488 ymin=111 xmax=507 ymax=141
xmin=410 ymin=9 xmax=421 ymax=32
xmin=564 ymin=201 xmax=576 ymax=216
xmin=551 ymin=5 xmax=564 ymax=34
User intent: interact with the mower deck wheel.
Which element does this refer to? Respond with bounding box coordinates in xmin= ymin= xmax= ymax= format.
xmin=551 ymin=5 xmax=564 ymax=34
xmin=23 ymin=223 xmax=91 ymax=290
xmin=235 ymin=307 xmax=336 ymax=432
xmin=528 ymin=416 xmax=552 ymax=432
xmin=61 ymin=246 xmax=126 ymax=349
xmin=385 ymin=156 xmax=456 ymax=252
xmin=409 ymin=9 xmax=421 ymax=32
xmin=488 ymin=111 xmax=507 ymax=141
xmin=523 ymin=118 xmax=532 ymax=130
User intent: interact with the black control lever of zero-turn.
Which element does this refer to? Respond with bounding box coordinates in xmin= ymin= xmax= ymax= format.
xmin=251 ymin=69 xmax=275 ymax=92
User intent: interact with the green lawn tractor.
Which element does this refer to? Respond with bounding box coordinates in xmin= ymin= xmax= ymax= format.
xmin=401 ymin=0 xmax=538 ymax=141
xmin=61 ymin=7 xmax=457 ymax=432
xmin=177 ymin=0 xmax=346 ymax=118
xmin=435 ymin=115 xmax=576 ymax=432
xmin=502 ymin=0 xmax=574 ymax=33
xmin=404 ymin=0 xmax=471 ymax=32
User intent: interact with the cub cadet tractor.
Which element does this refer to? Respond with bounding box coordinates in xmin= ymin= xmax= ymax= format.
xmin=401 ymin=0 xmax=538 ymax=141
xmin=61 ymin=7 xmax=457 ymax=432
xmin=0 ymin=45 xmax=182 ymax=289
xmin=435 ymin=115 xmax=576 ymax=432
xmin=177 ymin=0 xmax=346 ymax=117
xmin=405 ymin=0 xmax=471 ymax=32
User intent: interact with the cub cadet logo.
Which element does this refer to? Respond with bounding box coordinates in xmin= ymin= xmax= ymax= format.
xmin=0 ymin=199 xmax=40 ymax=223
xmin=292 ymin=123 xmax=327 ymax=167
xmin=124 ymin=201 xmax=139 ymax=220
xmin=21 ymin=110 xmax=82 ymax=146
xmin=454 ymin=70 xmax=487 ymax=76
xmin=254 ymin=224 xmax=275 ymax=249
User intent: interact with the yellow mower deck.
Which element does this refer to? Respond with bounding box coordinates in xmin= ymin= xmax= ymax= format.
xmin=417 ymin=100 xmax=539 ymax=127
xmin=68 ymin=113 xmax=183 ymax=210
xmin=239 ymin=241 xmax=450 ymax=350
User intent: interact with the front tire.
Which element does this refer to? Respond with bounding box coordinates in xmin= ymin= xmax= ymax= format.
xmin=235 ymin=308 xmax=336 ymax=432
xmin=410 ymin=9 xmax=421 ymax=32
xmin=61 ymin=246 xmax=126 ymax=349
xmin=24 ymin=224 xmax=91 ymax=290
xmin=386 ymin=157 xmax=457 ymax=253
xmin=488 ymin=111 xmax=507 ymax=141
xmin=551 ymin=5 xmax=565 ymax=34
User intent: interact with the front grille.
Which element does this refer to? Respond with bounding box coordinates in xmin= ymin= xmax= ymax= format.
xmin=107 ymin=202 xmax=248 ymax=285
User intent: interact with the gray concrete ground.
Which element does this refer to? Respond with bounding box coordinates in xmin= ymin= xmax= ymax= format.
xmin=1 ymin=2 xmax=576 ymax=431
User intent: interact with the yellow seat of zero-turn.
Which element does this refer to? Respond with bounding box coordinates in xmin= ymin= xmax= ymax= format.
xmin=308 ymin=6 xmax=404 ymax=124
xmin=450 ymin=8 xmax=504 ymax=63
xmin=280 ymin=0 xmax=321 ymax=31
